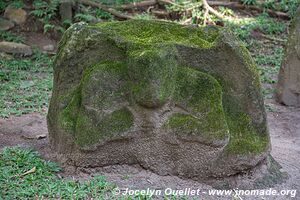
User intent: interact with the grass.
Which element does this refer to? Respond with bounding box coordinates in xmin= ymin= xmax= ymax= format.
xmin=252 ymin=44 xmax=284 ymax=98
xmin=0 ymin=147 xmax=193 ymax=199
xmin=225 ymin=13 xmax=286 ymax=42
xmin=0 ymin=147 xmax=116 ymax=199
xmin=0 ymin=49 xmax=53 ymax=118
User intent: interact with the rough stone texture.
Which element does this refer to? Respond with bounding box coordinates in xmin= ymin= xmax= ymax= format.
xmin=0 ymin=41 xmax=32 ymax=56
xmin=43 ymin=44 xmax=55 ymax=52
xmin=0 ymin=52 xmax=14 ymax=60
xmin=277 ymin=7 xmax=300 ymax=107
xmin=4 ymin=6 xmax=27 ymax=25
xmin=48 ymin=20 xmax=270 ymax=180
xmin=0 ymin=18 xmax=15 ymax=31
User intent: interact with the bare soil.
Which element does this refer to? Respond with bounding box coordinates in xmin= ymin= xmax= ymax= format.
xmin=0 ymin=100 xmax=299 ymax=199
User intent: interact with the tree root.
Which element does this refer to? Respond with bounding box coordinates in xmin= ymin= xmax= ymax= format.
xmin=121 ymin=0 xmax=290 ymax=20
xmin=78 ymin=0 xmax=290 ymax=23
xmin=78 ymin=0 xmax=134 ymax=20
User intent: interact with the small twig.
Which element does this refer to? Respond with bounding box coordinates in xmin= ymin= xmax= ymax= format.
xmin=151 ymin=9 xmax=170 ymax=17
xmin=78 ymin=0 xmax=134 ymax=20
xmin=202 ymin=1 xmax=209 ymax=25
xmin=12 ymin=167 xmax=37 ymax=178
xmin=147 ymin=5 xmax=154 ymax=13
xmin=261 ymin=34 xmax=287 ymax=44
xmin=20 ymin=167 xmax=36 ymax=177
xmin=180 ymin=17 xmax=192 ymax=25
xmin=202 ymin=0 xmax=231 ymax=20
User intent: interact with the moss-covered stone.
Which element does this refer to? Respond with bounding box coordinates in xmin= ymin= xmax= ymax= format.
xmin=92 ymin=20 xmax=219 ymax=49
xmin=128 ymin=46 xmax=178 ymax=108
xmin=164 ymin=67 xmax=229 ymax=144
xmin=58 ymin=87 xmax=81 ymax=134
xmin=75 ymin=107 xmax=134 ymax=148
xmin=48 ymin=19 xmax=270 ymax=180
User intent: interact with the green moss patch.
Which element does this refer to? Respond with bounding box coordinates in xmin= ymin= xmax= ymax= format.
xmin=58 ymin=61 xmax=134 ymax=147
xmin=92 ymin=20 xmax=220 ymax=49
xmin=165 ymin=67 xmax=228 ymax=141
xmin=58 ymin=88 xmax=82 ymax=134
xmin=128 ymin=47 xmax=178 ymax=107
xmin=75 ymin=107 xmax=134 ymax=148
xmin=226 ymin=113 xmax=269 ymax=154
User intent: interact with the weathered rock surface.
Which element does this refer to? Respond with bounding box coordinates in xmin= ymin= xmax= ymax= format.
xmin=0 ymin=41 xmax=32 ymax=56
xmin=4 ymin=6 xmax=27 ymax=25
xmin=48 ymin=20 xmax=270 ymax=180
xmin=43 ymin=44 xmax=55 ymax=52
xmin=277 ymin=7 xmax=300 ymax=107
xmin=0 ymin=18 xmax=14 ymax=31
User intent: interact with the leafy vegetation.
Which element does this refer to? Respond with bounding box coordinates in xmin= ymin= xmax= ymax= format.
xmin=0 ymin=49 xmax=53 ymax=118
xmin=94 ymin=8 xmax=113 ymax=20
xmin=75 ymin=13 xmax=96 ymax=22
xmin=0 ymin=0 xmax=24 ymax=12
xmin=225 ymin=13 xmax=286 ymax=41
xmin=31 ymin=0 xmax=62 ymax=33
xmin=0 ymin=31 xmax=24 ymax=43
xmin=240 ymin=0 xmax=300 ymax=17
xmin=279 ymin=0 xmax=300 ymax=17
xmin=241 ymin=0 xmax=257 ymax=5
xmin=253 ymin=43 xmax=284 ymax=99
xmin=8 ymin=0 xmax=24 ymax=9
xmin=0 ymin=147 xmax=116 ymax=199
xmin=0 ymin=147 xmax=194 ymax=199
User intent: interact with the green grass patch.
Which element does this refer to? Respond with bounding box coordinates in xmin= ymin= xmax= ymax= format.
xmin=0 ymin=147 xmax=116 ymax=199
xmin=225 ymin=13 xmax=286 ymax=42
xmin=254 ymin=47 xmax=284 ymax=84
xmin=0 ymin=50 xmax=53 ymax=118
xmin=0 ymin=31 xmax=25 ymax=43
xmin=0 ymin=147 xmax=192 ymax=199
xmin=248 ymin=39 xmax=284 ymax=99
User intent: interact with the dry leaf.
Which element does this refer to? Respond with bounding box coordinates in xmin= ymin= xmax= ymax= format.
xmin=20 ymin=166 xmax=36 ymax=177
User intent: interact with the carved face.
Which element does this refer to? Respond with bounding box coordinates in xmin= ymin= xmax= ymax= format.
xmin=65 ymin=45 xmax=229 ymax=150
xmin=50 ymin=21 xmax=269 ymax=180
xmin=127 ymin=47 xmax=178 ymax=108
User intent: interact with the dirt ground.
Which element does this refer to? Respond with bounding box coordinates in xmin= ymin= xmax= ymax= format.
xmin=0 ymin=99 xmax=299 ymax=199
